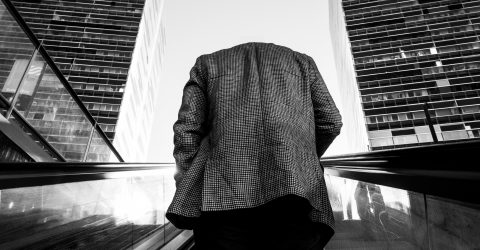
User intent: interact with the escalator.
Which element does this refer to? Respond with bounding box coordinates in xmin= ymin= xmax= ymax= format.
xmin=1 ymin=143 xmax=479 ymax=249
xmin=170 ymin=140 xmax=480 ymax=250
xmin=0 ymin=163 xmax=182 ymax=250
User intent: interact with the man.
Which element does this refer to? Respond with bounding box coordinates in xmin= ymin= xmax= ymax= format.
xmin=167 ymin=42 xmax=342 ymax=250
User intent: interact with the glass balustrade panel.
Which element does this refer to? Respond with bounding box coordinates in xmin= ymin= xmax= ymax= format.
xmin=0 ymin=3 xmax=36 ymax=105
xmin=14 ymin=62 xmax=93 ymax=162
xmin=426 ymin=195 xmax=480 ymax=249
xmin=324 ymin=175 xmax=428 ymax=249
xmin=86 ymin=130 xmax=120 ymax=162
xmin=0 ymin=167 xmax=176 ymax=249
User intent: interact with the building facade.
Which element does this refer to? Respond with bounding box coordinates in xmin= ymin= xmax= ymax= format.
xmin=332 ymin=0 xmax=480 ymax=150
xmin=113 ymin=0 xmax=166 ymax=161
xmin=5 ymin=0 xmax=166 ymax=161
xmin=10 ymin=0 xmax=146 ymax=141
xmin=329 ymin=0 xmax=370 ymax=153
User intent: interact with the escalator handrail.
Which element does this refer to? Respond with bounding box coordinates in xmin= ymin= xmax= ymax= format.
xmin=0 ymin=162 xmax=175 ymax=189
xmin=321 ymin=140 xmax=480 ymax=205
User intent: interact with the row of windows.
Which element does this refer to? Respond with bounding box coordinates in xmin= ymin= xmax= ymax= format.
xmin=349 ymin=13 xmax=479 ymax=42
xmin=346 ymin=3 xmax=474 ymax=30
xmin=343 ymin=0 xmax=475 ymax=16
xmin=41 ymin=38 xmax=135 ymax=53
xmin=14 ymin=1 xmax=144 ymax=18
xmin=99 ymin=124 xmax=116 ymax=132
xmin=79 ymin=95 xmax=123 ymax=105
xmin=363 ymin=89 xmax=429 ymax=102
xmin=18 ymin=6 xmax=142 ymax=23
xmin=351 ymin=23 xmax=480 ymax=50
xmin=357 ymin=61 xmax=480 ymax=83
xmin=28 ymin=20 xmax=139 ymax=37
xmin=68 ymin=69 xmax=128 ymax=80
xmin=421 ymin=62 xmax=480 ymax=74
xmin=366 ymin=104 xmax=480 ymax=124
xmin=367 ymin=113 xmax=480 ymax=132
xmin=347 ymin=7 xmax=478 ymax=32
xmin=40 ymin=32 xmax=136 ymax=47
xmin=73 ymin=83 xmax=124 ymax=93
xmin=352 ymin=33 xmax=478 ymax=58
xmin=48 ymin=50 xmax=132 ymax=64
xmin=68 ymin=75 xmax=125 ymax=86
xmin=56 ymin=59 xmax=130 ymax=70
xmin=363 ymin=82 xmax=480 ymax=101
xmin=352 ymin=29 xmax=479 ymax=58
xmin=355 ymin=47 xmax=433 ymax=64
xmin=363 ymin=92 xmax=480 ymax=111
xmin=357 ymin=51 xmax=480 ymax=76
xmin=344 ymin=0 xmax=419 ymax=15
xmin=358 ymin=68 xmax=480 ymax=91
xmin=345 ymin=0 xmax=477 ymax=21
xmin=369 ymin=129 xmax=480 ymax=148
xmin=70 ymin=65 xmax=128 ymax=74
xmin=85 ymin=102 xmax=120 ymax=112
xmin=348 ymin=10 xmax=475 ymax=38
xmin=363 ymin=96 xmax=480 ymax=116
xmin=52 ymin=13 xmax=140 ymax=28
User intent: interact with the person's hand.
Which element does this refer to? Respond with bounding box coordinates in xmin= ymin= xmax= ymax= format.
xmin=173 ymin=166 xmax=184 ymax=188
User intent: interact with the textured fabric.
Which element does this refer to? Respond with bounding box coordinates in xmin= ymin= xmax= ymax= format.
xmin=166 ymin=42 xmax=342 ymax=231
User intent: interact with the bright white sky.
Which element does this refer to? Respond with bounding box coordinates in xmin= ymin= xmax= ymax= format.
xmin=147 ymin=0 xmax=348 ymax=162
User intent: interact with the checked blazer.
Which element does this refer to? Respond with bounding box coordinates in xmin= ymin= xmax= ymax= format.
xmin=166 ymin=42 xmax=342 ymax=230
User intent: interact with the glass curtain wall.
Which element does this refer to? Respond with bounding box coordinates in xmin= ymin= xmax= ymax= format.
xmin=0 ymin=0 xmax=121 ymax=162
xmin=339 ymin=0 xmax=480 ymax=150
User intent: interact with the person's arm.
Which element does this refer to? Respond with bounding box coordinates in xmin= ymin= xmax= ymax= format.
xmin=308 ymin=56 xmax=343 ymax=157
xmin=173 ymin=57 xmax=208 ymax=186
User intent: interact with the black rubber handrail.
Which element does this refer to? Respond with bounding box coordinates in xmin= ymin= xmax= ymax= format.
xmin=0 ymin=162 xmax=174 ymax=189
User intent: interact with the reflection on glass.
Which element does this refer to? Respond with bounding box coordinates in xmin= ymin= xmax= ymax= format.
xmin=14 ymin=63 xmax=93 ymax=161
xmin=0 ymin=168 xmax=176 ymax=249
xmin=0 ymin=4 xmax=36 ymax=104
xmin=7 ymin=112 xmax=63 ymax=161
xmin=427 ymin=196 xmax=480 ymax=249
xmin=86 ymin=131 xmax=118 ymax=162
xmin=0 ymin=3 xmax=119 ymax=163
xmin=325 ymin=175 xmax=428 ymax=249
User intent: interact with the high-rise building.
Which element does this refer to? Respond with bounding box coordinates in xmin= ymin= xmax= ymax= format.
xmin=330 ymin=0 xmax=480 ymax=151
xmin=329 ymin=0 xmax=370 ymax=154
xmin=114 ymin=0 xmax=166 ymax=161
xmin=10 ymin=0 xmax=146 ymax=141
xmin=6 ymin=0 xmax=166 ymax=161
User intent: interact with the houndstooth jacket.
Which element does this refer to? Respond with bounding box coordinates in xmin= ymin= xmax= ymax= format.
xmin=166 ymin=42 xmax=342 ymax=230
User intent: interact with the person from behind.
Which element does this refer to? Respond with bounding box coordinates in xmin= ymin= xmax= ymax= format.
xmin=167 ymin=42 xmax=342 ymax=250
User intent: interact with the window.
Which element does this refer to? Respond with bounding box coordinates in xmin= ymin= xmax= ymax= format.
xmin=462 ymin=105 xmax=479 ymax=113
xmin=392 ymin=129 xmax=415 ymax=136
xmin=436 ymin=79 xmax=450 ymax=87
xmin=413 ymin=111 xmax=426 ymax=119
xmin=33 ymin=113 xmax=44 ymax=120
xmin=440 ymin=124 xmax=465 ymax=131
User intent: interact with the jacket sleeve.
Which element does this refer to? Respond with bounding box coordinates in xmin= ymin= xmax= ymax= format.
xmin=308 ymin=56 xmax=343 ymax=157
xmin=173 ymin=57 xmax=208 ymax=186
